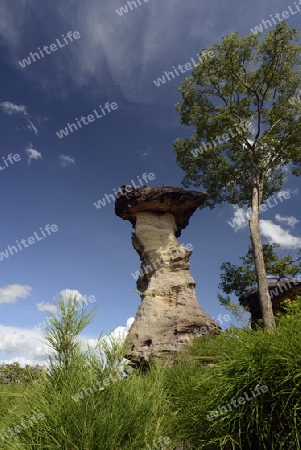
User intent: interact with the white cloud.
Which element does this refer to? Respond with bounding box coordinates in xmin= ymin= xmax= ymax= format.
xmin=0 ymin=357 xmax=43 ymax=367
xmin=108 ymin=316 xmax=135 ymax=342
xmin=0 ymin=317 xmax=135 ymax=366
xmin=0 ymin=284 xmax=32 ymax=304
xmin=0 ymin=325 xmax=48 ymax=366
xmin=0 ymin=0 xmax=225 ymax=106
xmin=26 ymin=145 xmax=42 ymax=165
xmin=36 ymin=302 xmax=57 ymax=312
xmin=0 ymin=330 xmax=26 ymax=352
xmin=58 ymin=289 xmax=84 ymax=302
xmin=0 ymin=101 xmax=27 ymax=115
xmin=227 ymin=205 xmax=250 ymax=232
xmin=275 ymin=213 xmax=299 ymax=228
xmin=126 ymin=317 xmax=135 ymax=329
xmin=86 ymin=317 xmax=135 ymax=349
xmin=228 ymin=186 xmax=298 ymax=232
xmin=0 ymin=101 xmax=38 ymax=135
xmin=59 ymin=155 xmax=75 ymax=167
xmin=25 ymin=117 xmax=38 ymax=135
xmin=260 ymin=220 xmax=301 ymax=249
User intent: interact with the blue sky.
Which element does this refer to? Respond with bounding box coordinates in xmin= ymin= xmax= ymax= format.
xmin=0 ymin=0 xmax=300 ymax=365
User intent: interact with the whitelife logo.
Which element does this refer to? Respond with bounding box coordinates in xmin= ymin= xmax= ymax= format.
xmin=0 ymin=224 xmax=58 ymax=262
xmin=55 ymin=102 xmax=118 ymax=139
xmin=115 ymin=0 xmax=151 ymax=16
xmin=206 ymin=385 xmax=269 ymax=421
xmin=18 ymin=31 xmax=81 ymax=68
xmin=228 ymin=191 xmax=291 ymax=230
xmin=0 ymin=153 xmax=21 ymax=172
xmin=153 ymin=50 xmax=214 ymax=87
xmin=250 ymin=2 xmax=301 ymax=34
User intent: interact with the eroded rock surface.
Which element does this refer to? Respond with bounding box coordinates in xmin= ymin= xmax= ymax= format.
xmin=115 ymin=186 xmax=220 ymax=365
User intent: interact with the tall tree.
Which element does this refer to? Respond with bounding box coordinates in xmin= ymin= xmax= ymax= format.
xmin=174 ymin=23 xmax=301 ymax=329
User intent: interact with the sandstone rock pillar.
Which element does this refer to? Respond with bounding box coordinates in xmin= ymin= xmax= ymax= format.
xmin=115 ymin=186 xmax=220 ymax=365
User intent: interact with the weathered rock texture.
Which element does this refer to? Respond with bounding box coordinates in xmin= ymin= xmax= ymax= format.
xmin=239 ymin=280 xmax=301 ymax=328
xmin=115 ymin=186 xmax=220 ymax=366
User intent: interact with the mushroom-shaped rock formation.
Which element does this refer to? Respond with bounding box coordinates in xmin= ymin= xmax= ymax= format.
xmin=239 ymin=280 xmax=301 ymax=328
xmin=115 ymin=186 xmax=220 ymax=366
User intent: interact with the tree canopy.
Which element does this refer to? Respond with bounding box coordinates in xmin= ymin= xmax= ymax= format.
xmin=174 ymin=22 xmax=301 ymax=208
xmin=174 ymin=22 xmax=301 ymax=329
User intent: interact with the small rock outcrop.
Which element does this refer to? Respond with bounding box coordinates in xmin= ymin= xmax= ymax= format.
xmin=239 ymin=280 xmax=301 ymax=327
xmin=115 ymin=186 xmax=220 ymax=366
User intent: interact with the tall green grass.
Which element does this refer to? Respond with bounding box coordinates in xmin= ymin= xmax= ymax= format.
xmin=1 ymin=296 xmax=301 ymax=449
xmin=163 ymin=298 xmax=301 ymax=449
xmin=0 ymin=384 xmax=27 ymax=421
xmin=0 ymin=346 xmax=172 ymax=449
xmin=0 ymin=295 xmax=172 ymax=449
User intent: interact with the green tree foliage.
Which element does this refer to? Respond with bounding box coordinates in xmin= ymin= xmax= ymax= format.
xmin=0 ymin=363 xmax=44 ymax=384
xmin=219 ymin=244 xmax=301 ymax=297
xmin=174 ymin=22 xmax=301 ymax=329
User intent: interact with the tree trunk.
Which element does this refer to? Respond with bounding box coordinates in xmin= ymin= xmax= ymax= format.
xmin=249 ymin=184 xmax=276 ymax=330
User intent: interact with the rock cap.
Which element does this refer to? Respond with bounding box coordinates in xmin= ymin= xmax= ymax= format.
xmin=115 ymin=186 xmax=207 ymax=237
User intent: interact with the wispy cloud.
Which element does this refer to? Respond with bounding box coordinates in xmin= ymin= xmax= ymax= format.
xmin=25 ymin=118 xmax=38 ymax=135
xmin=275 ymin=213 xmax=299 ymax=228
xmin=36 ymin=302 xmax=57 ymax=312
xmin=59 ymin=155 xmax=75 ymax=167
xmin=0 ymin=1 xmax=231 ymax=105
xmin=0 ymin=101 xmax=27 ymax=115
xmin=26 ymin=144 xmax=42 ymax=165
xmin=0 ymin=100 xmax=38 ymax=135
xmin=0 ymin=284 xmax=32 ymax=304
